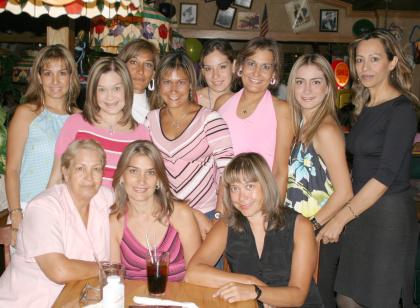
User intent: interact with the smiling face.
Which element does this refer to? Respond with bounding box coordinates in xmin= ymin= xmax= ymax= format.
xmin=159 ymin=68 xmax=190 ymax=108
xmin=39 ymin=59 xmax=70 ymax=102
xmin=122 ymin=154 xmax=158 ymax=204
xmin=294 ymin=64 xmax=328 ymax=117
xmin=241 ymin=49 xmax=275 ymax=94
xmin=125 ymin=50 xmax=155 ymax=94
xmin=355 ymin=38 xmax=397 ymax=91
xmin=96 ymin=71 xmax=126 ymax=117
xmin=229 ymin=176 xmax=264 ymax=219
xmin=202 ymin=50 xmax=234 ymax=93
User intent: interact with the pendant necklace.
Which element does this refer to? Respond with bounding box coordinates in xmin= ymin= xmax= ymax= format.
xmin=167 ymin=108 xmax=187 ymax=129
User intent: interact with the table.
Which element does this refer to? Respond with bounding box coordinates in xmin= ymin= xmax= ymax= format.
xmin=53 ymin=278 xmax=258 ymax=308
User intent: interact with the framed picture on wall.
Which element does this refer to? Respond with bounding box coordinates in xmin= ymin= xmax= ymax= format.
xmin=180 ymin=3 xmax=198 ymax=25
xmin=234 ymin=0 xmax=253 ymax=9
xmin=319 ymin=9 xmax=338 ymax=32
xmin=214 ymin=7 xmax=236 ymax=29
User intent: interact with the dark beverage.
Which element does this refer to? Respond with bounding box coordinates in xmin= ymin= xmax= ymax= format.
xmin=146 ymin=261 xmax=168 ymax=295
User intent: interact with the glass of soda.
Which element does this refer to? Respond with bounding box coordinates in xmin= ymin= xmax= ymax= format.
xmin=146 ymin=251 xmax=169 ymax=296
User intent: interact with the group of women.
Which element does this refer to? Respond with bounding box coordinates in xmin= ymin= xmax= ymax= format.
xmin=0 ymin=28 xmax=418 ymax=308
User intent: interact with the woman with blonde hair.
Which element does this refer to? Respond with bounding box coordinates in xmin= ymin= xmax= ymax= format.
xmin=5 ymin=44 xmax=79 ymax=245
xmin=320 ymin=29 xmax=419 ymax=307
xmin=48 ymin=57 xmax=150 ymax=189
xmin=110 ymin=140 xmax=201 ymax=281
xmin=285 ymin=53 xmax=353 ymax=307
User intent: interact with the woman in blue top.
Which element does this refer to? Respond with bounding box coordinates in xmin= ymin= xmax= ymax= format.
xmin=5 ymin=44 xmax=80 ymax=245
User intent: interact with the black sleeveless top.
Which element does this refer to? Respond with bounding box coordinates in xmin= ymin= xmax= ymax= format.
xmin=225 ymin=209 xmax=323 ymax=307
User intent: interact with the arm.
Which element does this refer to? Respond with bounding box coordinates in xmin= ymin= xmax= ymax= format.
xmin=47 ymin=156 xmax=62 ymax=187
xmin=185 ymin=221 xmax=264 ymax=288
xmin=5 ymin=104 xmax=37 ymax=244
xmin=170 ymin=202 xmax=201 ymax=265
xmin=272 ymin=99 xmax=294 ymax=203
xmin=36 ymin=253 xmax=99 ymax=284
xmin=109 ymin=214 xmax=123 ymax=263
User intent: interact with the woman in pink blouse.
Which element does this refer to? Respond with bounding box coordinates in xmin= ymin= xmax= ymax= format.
xmin=0 ymin=139 xmax=113 ymax=307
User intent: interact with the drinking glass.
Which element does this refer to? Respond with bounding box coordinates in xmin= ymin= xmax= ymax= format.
xmin=100 ymin=262 xmax=125 ymax=307
xmin=146 ymin=251 xmax=169 ymax=296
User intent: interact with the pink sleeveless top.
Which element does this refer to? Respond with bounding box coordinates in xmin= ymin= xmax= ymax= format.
xmin=120 ymin=214 xmax=186 ymax=281
xmin=218 ymin=89 xmax=277 ymax=169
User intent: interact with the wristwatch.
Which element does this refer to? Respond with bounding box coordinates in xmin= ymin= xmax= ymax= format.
xmin=253 ymin=284 xmax=262 ymax=300
xmin=214 ymin=211 xmax=222 ymax=220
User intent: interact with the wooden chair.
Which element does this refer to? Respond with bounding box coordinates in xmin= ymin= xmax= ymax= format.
xmin=0 ymin=224 xmax=12 ymax=268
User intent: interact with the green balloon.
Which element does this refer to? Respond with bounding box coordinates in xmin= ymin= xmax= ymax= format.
xmin=352 ymin=19 xmax=375 ymax=36
xmin=185 ymin=38 xmax=203 ymax=62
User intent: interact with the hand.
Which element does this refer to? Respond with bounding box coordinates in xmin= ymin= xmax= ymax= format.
xmin=10 ymin=210 xmax=23 ymax=246
xmin=191 ymin=209 xmax=212 ymax=240
xmin=316 ymin=217 xmax=345 ymax=244
xmin=213 ymin=282 xmax=257 ymax=303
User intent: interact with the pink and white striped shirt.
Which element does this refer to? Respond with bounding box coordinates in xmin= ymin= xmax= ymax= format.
xmin=55 ymin=113 xmax=150 ymax=188
xmin=145 ymin=107 xmax=233 ymax=213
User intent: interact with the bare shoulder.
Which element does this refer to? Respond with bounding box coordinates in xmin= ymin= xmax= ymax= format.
xmin=109 ymin=213 xmax=124 ymax=238
xmin=214 ymin=92 xmax=235 ymax=111
xmin=10 ymin=103 xmax=39 ymax=126
xmin=314 ymin=116 xmax=343 ymax=145
xmin=197 ymin=87 xmax=207 ymax=97
xmin=272 ymin=96 xmax=290 ymax=114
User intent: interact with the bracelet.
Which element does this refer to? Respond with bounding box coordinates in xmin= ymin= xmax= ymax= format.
xmin=345 ymin=203 xmax=358 ymax=218
xmin=310 ymin=216 xmax=322 ymax=231
xmin=253 ymin=284 xmax=262 ymax=300
xmin=9 ymin=208 xmax=22 ymax=215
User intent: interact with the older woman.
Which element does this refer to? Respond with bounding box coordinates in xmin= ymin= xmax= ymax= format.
xmin=0 ymin=140 xmax=113 ymax=307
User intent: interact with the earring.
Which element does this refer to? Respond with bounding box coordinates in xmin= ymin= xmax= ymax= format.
xmin=188 ymin=88 xmax=193 ymax=101
xmin=148 ymin=79 xmax=155 ymax=91
xmin=270 ymin=77 xmax=276 ymax=85
xmin=155 ymin=183 xmax=161 ymax=190
xmin=237 ymin=69 xmax=243 ymax=77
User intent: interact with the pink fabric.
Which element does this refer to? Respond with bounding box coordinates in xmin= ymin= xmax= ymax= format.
xmin=218 ymin=89 xmax=277 ymax=169
xmin=0 ymin=184 xmax=113 ymax=307
xmin=121 ymin=213 xmax=185 ymax=281
xmin=55 ymin=114 xmax=150 ymax=188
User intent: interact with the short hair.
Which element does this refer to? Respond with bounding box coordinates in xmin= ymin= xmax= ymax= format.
xmin=111 ymin=140 xmax=176 ymax=221
xmin=118 ymin=39 xmax=159 ymax=66
xmin=223 ymin=152 xmax=286 ymax=232
xmin=61 ymin=139 xmax=106 ymax=171
xmin=236 ymin=37 xmax=280 ymax=89
xmin=349 ymin=29 xmax=419 ymax=115
xmin=287 ymin=53 xmax=338 ymax=145
xmin=83 ymin=57 xmax=136 ymax=129
xmin=23 ymin=44 xmax=80 ymax=113
xmin=151 ymin=51 xmax=197 ymax=109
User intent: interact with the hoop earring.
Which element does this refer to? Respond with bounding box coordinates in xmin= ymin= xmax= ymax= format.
xmin=148 ymin=79 xmax=155 ymax=91
xmin=155 ymin=183 xmax=161 ymax=190
xmin=237 ymin=69 xmax=243 ymax=77
xmin=270 ymin=78 xmax=276 ymax=85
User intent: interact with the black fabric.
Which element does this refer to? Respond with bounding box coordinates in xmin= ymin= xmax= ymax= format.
xmin=336 ymin=95 xmax=418 ymax=307
xmin=318 ymin=241 xmax=341 ymax=308
xmin=225 ymin=209 xmax=323 ymax=307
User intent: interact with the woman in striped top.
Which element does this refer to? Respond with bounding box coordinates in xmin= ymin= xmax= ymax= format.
xmin=48 ymin=57 xmax=150 ymax=189
xmin=146 ymin=51 xmax=234 ymax=236
xmin=110 ymin=140 xmax=201 ymax=281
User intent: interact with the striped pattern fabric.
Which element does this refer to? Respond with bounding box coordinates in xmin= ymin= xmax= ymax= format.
xmin=121 ymin=217 xmax=186 ymax=281
xmin=55 ymin=113 xmax=150 ymax=188
xmin=145 ymin=107 xmax=234 ymax=213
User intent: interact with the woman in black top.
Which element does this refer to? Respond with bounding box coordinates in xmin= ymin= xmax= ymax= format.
xmin=185 ymin=153 xmax=323 ymax=307
xmin=319 ymin=29 xmax=419 ymax=307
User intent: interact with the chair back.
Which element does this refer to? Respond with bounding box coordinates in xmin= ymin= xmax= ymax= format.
xmin=0 ymin=224 xmax=12 ymax=268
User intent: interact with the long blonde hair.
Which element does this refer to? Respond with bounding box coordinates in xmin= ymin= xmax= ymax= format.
xmin=287 ymin=54 xmax=338 ymax=145
xmin=349 ymin=29 xmax=419 ymax=116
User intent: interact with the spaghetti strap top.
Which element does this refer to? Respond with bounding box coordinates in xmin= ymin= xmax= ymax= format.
xmin=218 ymin=89 xmax=277 ymax=169
xmin=120 ymin=213 xmax=186 ymax=281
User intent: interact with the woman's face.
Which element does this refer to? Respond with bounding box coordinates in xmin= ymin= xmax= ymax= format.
xmin=159 ymin=68 xmax=190 ymax=108
xmin=39 ymin=59 xmax=70 ymax=102
xmin=125 ymin=50 xmax=155 ymax=94
xmin=96 ymin=71 xmax=126 ymax=117
xmin=63 ymin=148 xmax=103 ymax=203
xmin=355 ymin=38 xmax=397 ymax=90
xmin=229 ymin=176 xmax=264 ymax=219
xmin=294 ymin=64 xmax=328 ymax=115
xmin=241 ymin=49 xmax=275 ymax=94
xmin=122 ymin=154 xmax=158 ymax=203
xmin=202 ymin=50 xmax=234 ymax=93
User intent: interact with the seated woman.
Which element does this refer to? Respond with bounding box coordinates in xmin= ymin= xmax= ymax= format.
xmin=110 ymin=140 xmax=201 ymax=281
xmin=185 ymin=153 xmax=323 ymax=307
xmin=0 ymin=139 xmax=113 ymax=307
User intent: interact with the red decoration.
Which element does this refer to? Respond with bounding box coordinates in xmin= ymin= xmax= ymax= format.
xmin=331 ymin=59 xmax=350 ymax=89
xmin=158 ymin=24 xmax=168 ymax=39
xmin=65 ymin=0 xmax=84 ymax=15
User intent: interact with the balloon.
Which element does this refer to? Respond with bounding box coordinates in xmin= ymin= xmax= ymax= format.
xmin=352 ymin=19 xmax=375 ymax=37
xmin=185 ymin=38 xmax=203 ymax=62
xmin=159 ymin=3 xmax=176 ymax=19
xmin=216 ymin=0 xmax=233 ymax=11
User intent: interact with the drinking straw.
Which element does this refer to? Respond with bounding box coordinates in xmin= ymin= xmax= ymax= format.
xmin=145 ymin=233 xmax=154 ymax=263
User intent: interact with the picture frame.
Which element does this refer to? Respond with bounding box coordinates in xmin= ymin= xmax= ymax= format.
xmin=234 ymin=0 xmax=252 ymax=9
xmin=319 ymin=9 xmax=338 ymax=32
xmin=284 ymin=0 xmax=315 ymax=33
xmin=180 ymin=3 xmax=197 ymax=25
xmin=237 ymin=12 xmax=259 ymax=30
xmin=214 ymin=7 xmax=236 ymax=29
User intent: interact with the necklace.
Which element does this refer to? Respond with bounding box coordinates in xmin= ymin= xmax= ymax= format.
xmin=166 ymin=108 xmax=187 ymax=129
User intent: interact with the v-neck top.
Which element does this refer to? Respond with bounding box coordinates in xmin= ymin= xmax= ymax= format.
xmin=225 ymin=209 xmax=323 ymax=307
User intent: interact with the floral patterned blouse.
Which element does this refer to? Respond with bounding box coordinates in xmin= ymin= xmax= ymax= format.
xmin=285 ymin=142 xmax=333 ymax=218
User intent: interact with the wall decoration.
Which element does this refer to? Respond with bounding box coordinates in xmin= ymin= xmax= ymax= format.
xmin=237 ymin=12 xmax=259 ymax=30
xmin=180 ymin=3 xmax=198 ymax=25
xmin=214 ymin=7 xmax=236 ymax=29
xmin=234 ymin=0 xmax=252 ymax=9
xmin=285 ymin=0 xmax=315 ymax=33
xmin=319 ymin=9 xmax=338 ymax=32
